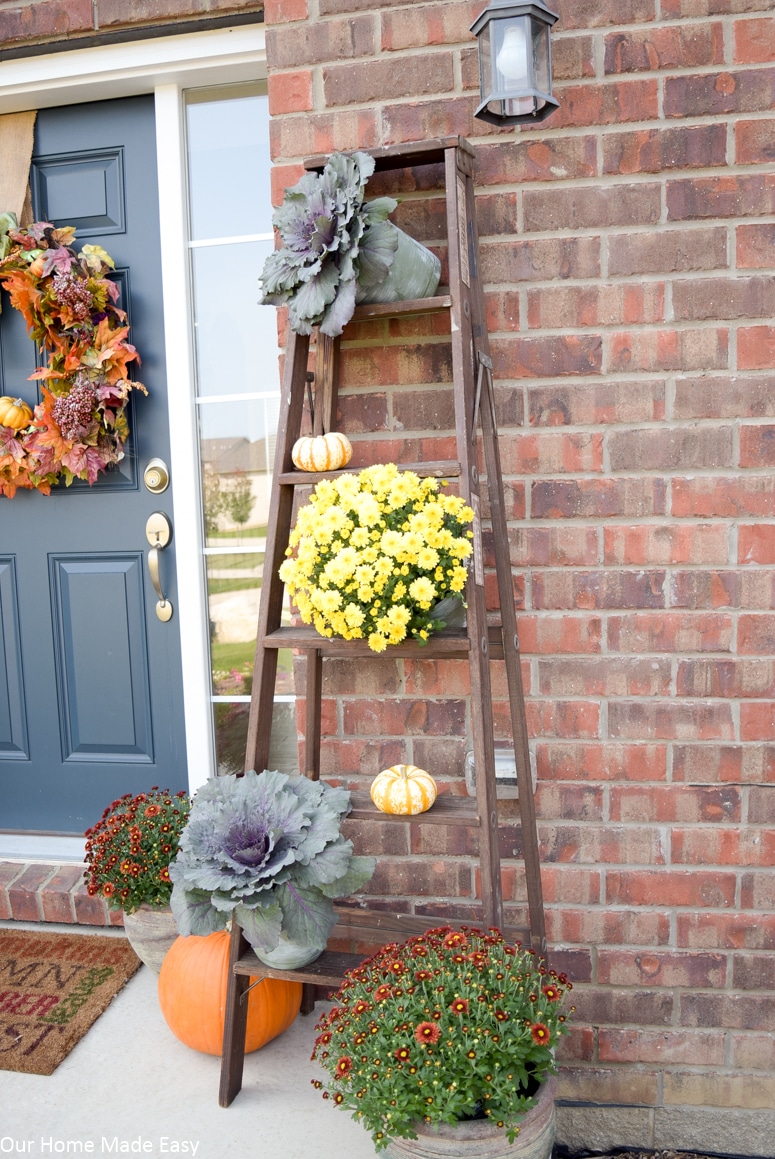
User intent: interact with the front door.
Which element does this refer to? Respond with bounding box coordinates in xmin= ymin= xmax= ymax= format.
xmin=0 ymin=95 xmax=187 ymax=833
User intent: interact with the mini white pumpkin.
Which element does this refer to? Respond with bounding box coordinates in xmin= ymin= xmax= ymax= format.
xmin=370 ymin=764 xmax=438 ymax=816
xmin=291 ymin=431 xmax=353 ymax=472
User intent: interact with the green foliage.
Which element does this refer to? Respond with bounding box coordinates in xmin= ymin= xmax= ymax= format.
xmin=313 ymin=927 xmax=573 ymax=1150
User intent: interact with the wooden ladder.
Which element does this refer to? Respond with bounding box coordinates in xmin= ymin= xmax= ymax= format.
xmin=219 ymin=136 xmax=545 ymax=1107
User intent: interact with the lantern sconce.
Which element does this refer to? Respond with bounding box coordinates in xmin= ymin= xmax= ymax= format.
xmin=470 ymin=1 xmax=559 ymax=127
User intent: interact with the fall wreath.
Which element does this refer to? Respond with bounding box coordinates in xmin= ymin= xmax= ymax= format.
xmin=0 ymin=214 xmax=146 ymax=497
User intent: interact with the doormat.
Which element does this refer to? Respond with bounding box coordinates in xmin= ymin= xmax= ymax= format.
xmin=0 ymin=927 xmax=141 ymax=1076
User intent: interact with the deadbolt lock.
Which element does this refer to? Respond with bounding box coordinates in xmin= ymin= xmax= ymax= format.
xmin=144 ymin=458 xmax=170 ymax=494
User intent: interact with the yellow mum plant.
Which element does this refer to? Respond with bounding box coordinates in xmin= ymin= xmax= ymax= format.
xmin=279 ymin=463 xmax=474 ymax=653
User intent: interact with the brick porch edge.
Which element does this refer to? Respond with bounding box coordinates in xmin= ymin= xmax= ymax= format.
xmin=0 ymin=860 xmax=123 ymax=927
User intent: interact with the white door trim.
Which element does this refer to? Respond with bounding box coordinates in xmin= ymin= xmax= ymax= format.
xmin=0 ymin=26 xmax=267 ymax=858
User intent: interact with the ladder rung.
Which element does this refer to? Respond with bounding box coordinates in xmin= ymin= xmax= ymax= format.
xmin=262 ymin=625 xmax=471 ymax=656
xmin=347 ymin=791 xmax=481 ymax=826
xmin=277 ymin=459 xmax=461 ymax=486
xmin=351 ymin=292 xmax=451 ymax=321
xmin=262 ymin=624 xmax=505 ymax=659
xmin=305 ymin=136 xmax=476 ymax=174
xmin=233 ymin=948 xmax=359 ymax=987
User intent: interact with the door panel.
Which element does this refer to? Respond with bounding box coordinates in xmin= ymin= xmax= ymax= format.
xmin=0 ymin=95 xmax=188 ymax=833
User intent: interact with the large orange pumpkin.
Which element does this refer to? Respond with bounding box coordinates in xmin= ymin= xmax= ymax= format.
xmin=157 ymin=931 xmax=302 ymax=1056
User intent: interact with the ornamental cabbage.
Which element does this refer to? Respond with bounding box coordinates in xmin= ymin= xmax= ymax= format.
xmin=169 ymin=769 xmax=375 ymax=957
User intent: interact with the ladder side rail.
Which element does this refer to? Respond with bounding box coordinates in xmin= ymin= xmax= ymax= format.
xmin=461 ymin=170 xmax=547 ymax=954
xmin=312 ymin=333 xmax=340 ymax=436
xmin=244 ymin=329 xmax=311 ymax=773
xmin=304 ymin=647 xmax=323 ymax=780
xmin=444 ymin=144 xmax=503 ymax=932
xmin=219 ymin=920 xmax=252 ymax=1106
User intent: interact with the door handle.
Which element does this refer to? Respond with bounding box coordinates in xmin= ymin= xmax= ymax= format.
xmin=145 ymin=512 xmax=173 ymax=622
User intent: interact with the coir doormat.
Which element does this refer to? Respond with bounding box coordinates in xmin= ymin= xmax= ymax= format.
xmin=0 ymin=927 xmax=141 ymax=1075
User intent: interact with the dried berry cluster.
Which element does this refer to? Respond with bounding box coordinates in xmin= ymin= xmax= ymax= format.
xmin=84 ymin=788 xmax=190 ymax=914
xmin=312 ymin=926 xmax=573 ymax=1150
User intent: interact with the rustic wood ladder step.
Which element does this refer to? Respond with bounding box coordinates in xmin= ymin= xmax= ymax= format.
xmin=218 ymin=135 xmax=546 ymax=1108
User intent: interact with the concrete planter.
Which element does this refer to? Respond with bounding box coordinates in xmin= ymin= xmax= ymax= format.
xmin=122 ymin=904 xmax=179 ymax=974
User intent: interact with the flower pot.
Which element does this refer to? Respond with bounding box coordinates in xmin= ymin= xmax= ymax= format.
xmin=122 ymin=904 xmax=179 ymax=974
xmin=356 ymin=224 xmax=441 ymax=306
xmin=383 ymin=1076 xmax=556 ymax=1159
xmin=254 ymin=933 xmax=322 ymax=970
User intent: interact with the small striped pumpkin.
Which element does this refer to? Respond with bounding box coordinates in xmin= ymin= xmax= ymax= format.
xmin=291 ymin=431 xmax=352 ymax=472
xmin=370 ymin=764 xmax=438 ymax=816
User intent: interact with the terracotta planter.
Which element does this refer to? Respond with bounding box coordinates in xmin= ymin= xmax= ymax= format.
xmin=254 ymin=933 xmax=322 ymax=970
xmin=122 ymin=904 xmax=179 ymax=974
xmin=383 ymin=1076 xmax=556 ymax=1159
xmin=356 ymin=224 xmax=441 ymax=306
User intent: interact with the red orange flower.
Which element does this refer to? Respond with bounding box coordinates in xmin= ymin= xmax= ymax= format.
xmin=414 ymin=1022 xmax=440 ymax=1045
xmin=531 ymin=1023 xmax=550 ymax=1045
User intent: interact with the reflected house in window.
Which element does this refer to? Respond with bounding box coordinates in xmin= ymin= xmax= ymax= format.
xmin=201 ymin=431 xmax=276 ymax=536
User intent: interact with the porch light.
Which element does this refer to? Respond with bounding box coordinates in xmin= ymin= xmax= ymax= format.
xmin=471 ymin=1 xmax=559 ymax=126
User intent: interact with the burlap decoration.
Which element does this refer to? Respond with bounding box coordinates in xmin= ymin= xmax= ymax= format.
xmin=0 ymin=110 xmax=36 ymax=224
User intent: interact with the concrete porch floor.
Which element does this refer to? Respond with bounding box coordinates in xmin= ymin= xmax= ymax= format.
xmin=0 ymin=921 xmax=378 ymax=1159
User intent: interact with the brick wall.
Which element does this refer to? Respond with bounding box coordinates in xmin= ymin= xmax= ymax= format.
xmin=265 ymin=1 xmax=775 ymax=1152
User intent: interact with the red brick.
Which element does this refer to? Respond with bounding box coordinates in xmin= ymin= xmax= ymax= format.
xmin=39 ymin=865 xmax=83 ymax=924
xmin=609 ymin=784 xmax=741 ymax=824
xmin=555 ymin=1025 xmax=596 ymax=1064
xmin=677 ymin=658 xmax=775 ymax=698
xmin=552 ymin=80 xmax=659 ymax=129
xmin=532 ymin=478 xmax=666 ymax=520
xmin=480 ymin=236 xmax=601 ymax=283
xmin=264 ymin=0 xmax=308 ymax=20
xmin=537 ymin=656 xmax=671 ymax=698
xmin=537 ymin=742 xmax=668 ymax=784
xmin=738 ymin=614 xmax=775 ymax=653
xmin=491 ymin=334 xmax=602 ymax=379
xmin=741 ymin=701 xmax=775 ymax=740
xmin=523 ymin=182 xmax=661 ymax=232
xmin=535 ymin=781 xmax=605 ymax=822
xmin=738 ymin=325 xmax=775 ymax=370
xmin=608 ymin=328 xmax=729 ymax=373
xmin=542 ymin=822 xmax=666 ymax=866
xmin=739 ymin=524 xmax=775 ymax=564
xmin=609 ymin=426 xmax=734 ymax=471
xmin=323 ymin=53 xmax=454 ymax=106
xmin=499 ymin=431 xmax=603 ymax=475
xmin=267 ymin=71 xmax=313 ymax=115
xmin=607 ymin=871 xmax=736 ymax=910
xmin=604 ymin=524 xmax=730 ymax=567
xmin=740 ymin=870 xmax=775 ymax=909
xmin=8 ymin=865 xmax=56 ymax=921
xmin=381 ymin=3 xmax=484 ymax=52
xmin=525 ymin=699 xmax=600 ymax=739
xmin=366 ymin=857 xmax=471 ymax=900
xmin=381 ymin=99 xmax=479 ymax=148
xmin=573 ymin=987 xmax=674 ymax=1027
xmin=736 ymin=223 xmax=775 ymax=268
xmin=740 ymin=424 xmax=775 ymax=467
xmin=516 ymin=614 xmax=603 ymax=655
xmin=736 ymin=118 xmax=775 ymax=165
xmin=668 ymin=569 xmax=743 ymax=609
xmin=664 ymin=68 xmax=775 ymax=119
xmin=267 ymin=13 xmax=375 ymax=67
xmin=604 ymin=24 xmax=724 ymax=73
xmin=680 ymin=992 xmax=775 ymax=1031
xmin=529 ymin=381 xmax=665 ymax=426
xmin=598 ymin=948 xmax=728 ymax=988
xmin=667 ymin=174 xmax=775 ymax=221
xmin=673 ymin=743 xmax=775 ymax=784
xmin=0 ymin=862 xmax=25 ymax=920
xmin=269 ymin=109 xmax=380 ymax=161
xmin=608 ymin=700 xmax=735 ymax=741
xmin=553 ymin=35 xmax=596 ymax=81
xmin=603 ymin=125 xmax=726 ymax=174
xmin=547 ymin=908 xmax=670 ymax=947
xmin=674 ymin=276 xmax=775 ymax=322
xmin=599 ymin=1027 xmax=724 ymax=1065
xmin=748 ymin=786 xmax=775 ymax=824
xmin=734 ymin=953 xmax=775 ymax=990
xmin=533 ymin=569 xmax=666 ymax=611
xmin=553 ymin=0 xmax=657 ymax=30
xmin=674 ymin=375 xmax=775 ymax=419
xmin=671 ymin=476 xmax=775 ymax=517
xmin=474 ymin=137 xmax=597 ymax=185
xmin=0 ymin=0 xmax=92 ymax=43
xmin=527 ymin=283 xmax=664 ymax=329
xmin=677 ymin=912 xmax=775 ymax=950
xmin=663 ymin=0 xmax=766 ymax=12
xmin=608 ymin=611 xmax=732 ymax=653
xmin=508 ymin=527 xmax=599 ymax=569
xmin=608 ymin=227 xmax=728 ymax=276
xmin=673 ymin=826 xmax=775 ymax=867
xmin=735 ymin=17 xmax=775 ymax=64
xmin=540 ymin=865 xmax=602 ymax=905
xmin=731 ymin=1033 xmax=775 ymax=1071
xmin=72 ymin=882 xmax=112 ymax=926
xmin=342 ymin=698 xmax=466 ymax=738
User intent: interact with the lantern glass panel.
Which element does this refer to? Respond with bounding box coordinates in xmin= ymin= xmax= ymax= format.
xmin=493 ymin=15 xmax=530 ymax=91
xmin=532 ymin=16 xmax=551 ymax=96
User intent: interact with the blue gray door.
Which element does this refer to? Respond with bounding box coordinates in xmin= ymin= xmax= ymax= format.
xmin=0 ymin=95 xmax=187 ymax=832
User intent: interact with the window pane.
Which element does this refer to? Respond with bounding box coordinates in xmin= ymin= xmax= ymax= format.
xmin=191 ymin=241 xmax=279 ymax=397
xmin=214 ymin=701 xmax=298 ymax=776
xmin=198 ymin=397 xmax=279 ymax=545
xmin=187 ymin=91 xmax=273 ymax=240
